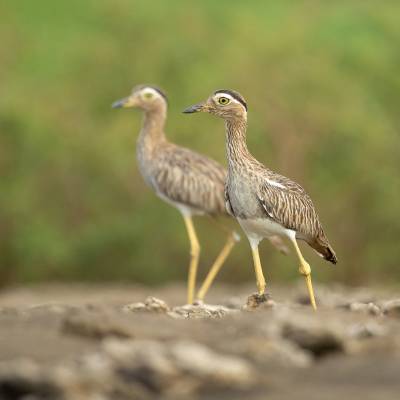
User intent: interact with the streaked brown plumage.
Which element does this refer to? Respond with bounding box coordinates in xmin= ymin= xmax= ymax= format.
xmin=112 ymin=85 xmax=230 ymax=305
xmin=112 ymin=85 xmax=288 ymax=304
xmin=184 ymin=89 xmax=337 ymax=310
xmin=114 ymin=85 xmax=228 ymax=216
xmin=143 ymin=142 xmax=227 ymax=216
xmin=224 ymin=133 xmax=337 ymax=263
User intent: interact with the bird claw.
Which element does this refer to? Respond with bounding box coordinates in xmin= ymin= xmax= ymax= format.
xmin=246 ymin=291 xmax=272 ymax=309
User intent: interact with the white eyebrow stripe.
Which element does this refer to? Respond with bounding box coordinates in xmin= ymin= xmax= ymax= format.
xmin=266 ymin=178 xmax=286 ymax=189
xmin=215 ymin=93 xmax=242 ymax=107
xmin=142 ymin=87 xmax=161 ymax=97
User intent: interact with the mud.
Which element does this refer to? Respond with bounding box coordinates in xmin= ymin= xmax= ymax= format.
xmin=0 ymin=283 xmax=399 ymax=399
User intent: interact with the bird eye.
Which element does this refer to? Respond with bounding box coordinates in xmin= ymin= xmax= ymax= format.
xmin=143 ymin=91 xmax=153 ymax=100
xmin=218 ymin=97 xmax=230 ymax=105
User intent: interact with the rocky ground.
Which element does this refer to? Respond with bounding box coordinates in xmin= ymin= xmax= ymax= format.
xmin=0 ymin=282 xmax=400 ymax=400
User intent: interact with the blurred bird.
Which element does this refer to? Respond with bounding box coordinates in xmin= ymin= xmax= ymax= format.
xmin=184 ymin=89 xmax=337 ymax=310
xmin=112 ymin=85 xmax=289 ymax=304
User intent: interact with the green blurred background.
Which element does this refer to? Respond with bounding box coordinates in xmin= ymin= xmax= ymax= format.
xmin=0 ymin=0 xmax=399 ymax=287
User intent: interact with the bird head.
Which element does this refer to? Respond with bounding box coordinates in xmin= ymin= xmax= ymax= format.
xmin=112 ymin=85 xmax=167 ymax=112
xmin=183 ymin=89 xmax=247 ymax=120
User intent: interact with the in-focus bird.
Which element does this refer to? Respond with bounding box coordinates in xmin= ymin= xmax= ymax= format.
xmin=184 ymin=89 xmax=337 ymax=310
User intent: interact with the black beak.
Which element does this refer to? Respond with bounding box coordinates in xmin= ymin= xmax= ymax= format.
xmin=182 ymin=103 xmax=204 ymax=114
xmin=111 ymin=97 xmax=129 ymax=109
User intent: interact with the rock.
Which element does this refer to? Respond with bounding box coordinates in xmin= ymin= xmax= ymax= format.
xmin=259 ymin=339 xmax=312 ymax=368
xmin=122 ymin=297 xmax=170 ymax=314
xmin=0 ymin=360 xmax=62 ymax=400
xmin=62 ymin=312 xmax=134 ymax=339
xmin=225 ymin=336 xmax=312 ymax=368
xmin=0 ymin=338 xmax=256 ymax=399
xmin=281 ymin=317 xmax=344 ymax=357
xmin=103 ymin=338 xmax=255 ymax=395
xmin=122 ymin=296 xmax=237 ymax=319
xmin=382 ymin=299 xmax=400 ymax=318
xmin=244 ymin=292 xmax=276 ymax=310
xmin=345 ymin=302 xmax=382 ymax=316
xmin=351 ymin=302 xmax=382 ymax=315
xmin=168 ymin=303 xmax=237 ymax=319
xmin=104 ymin=339 xmax=178 ymax=388
xmin=170 ymin=340 xmax=255 ymax=386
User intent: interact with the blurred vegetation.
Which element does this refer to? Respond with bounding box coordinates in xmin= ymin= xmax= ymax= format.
xmin=0 ymin=0 xmax=399 ymax=287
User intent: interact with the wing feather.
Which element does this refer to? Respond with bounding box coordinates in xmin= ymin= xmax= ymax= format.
xmin=256 ymin=174 xmax=337 ymax=263
xmin=152 ymin=144 xmax=227 ymax=215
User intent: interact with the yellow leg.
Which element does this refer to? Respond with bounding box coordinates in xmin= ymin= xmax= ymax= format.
xmin=182 ymin=215 xmax=200 ymax=304
xmin=290 ymin=237 xmax=317 ymax=311
xmin=251 ymin=245 xmax=266 ymax=295
xmin=196 ymin=232 xmax=238 ymax=301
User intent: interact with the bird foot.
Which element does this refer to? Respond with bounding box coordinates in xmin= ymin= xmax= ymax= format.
xmin=245 ymin=292 xmax=274 ymax=309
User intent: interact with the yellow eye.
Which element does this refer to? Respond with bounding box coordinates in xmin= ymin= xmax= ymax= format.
xmin=218 ymin=97 xmax=230 ymax=105
xmin=143 ymin=91 xmax=153 ymax=100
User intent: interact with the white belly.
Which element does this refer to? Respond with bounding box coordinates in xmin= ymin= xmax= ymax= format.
xmin=238 ymin=217 xmax=292 ymax=241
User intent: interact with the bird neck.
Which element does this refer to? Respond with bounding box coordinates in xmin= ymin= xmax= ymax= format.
xmin=138 ymin=106 xmax=168 ymax=154
xmin=225 ymin=117 xmax=253 ymax=169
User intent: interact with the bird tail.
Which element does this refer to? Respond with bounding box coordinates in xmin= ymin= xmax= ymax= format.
xmin=309 ymin=237 xmax=337 ymax=265
xmin=323 ymin=244 xmax=338 ymax=264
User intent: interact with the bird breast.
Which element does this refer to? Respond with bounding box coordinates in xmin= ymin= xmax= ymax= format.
xmin=227 ymin=174 xmax=264 ymax=219
xmin=238 ymin=217 xmax=291 ymax=241
xmin=136 ymin=146 xmax=157 ymax=190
